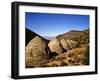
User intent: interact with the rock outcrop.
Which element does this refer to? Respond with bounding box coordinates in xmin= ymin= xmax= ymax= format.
xmin=60 ymin=39 xmax=78 ymax=51
xmin=25 ymin=36 xmax=50 ymax=68
xmin=48 ymin=38 xmax=64 ymax=55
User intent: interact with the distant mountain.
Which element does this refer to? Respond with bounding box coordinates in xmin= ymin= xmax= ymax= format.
xmin=43 ymin=36 xmax=55 ymax=40
xmin=25 ymin=28 xmax=50 ymax=46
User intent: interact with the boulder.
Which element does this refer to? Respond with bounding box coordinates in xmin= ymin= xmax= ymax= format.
xmin=25 ymin=36 xmax=50 ymax=67
xmin=60 ymin=39 xmax=70 ymax=51
xmin=48 ymin=38 xmax=64 ymax=55
xmin=60 ymin=39 xmax=78 ymax=51
xmin=67 ymin=39 xmax=77 ymax=49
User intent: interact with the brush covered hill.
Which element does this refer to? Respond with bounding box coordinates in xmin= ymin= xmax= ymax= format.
xmin=57 ymin=29 xmax=89 ymax=47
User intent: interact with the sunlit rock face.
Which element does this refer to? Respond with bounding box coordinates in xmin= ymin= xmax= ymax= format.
xmin=48 ymin=38 xmax=64 ymax=55
xmin=60 ymin=39 xmax=78 ymax=51
xmin=25 ymin=36 xmax=50 ymax=68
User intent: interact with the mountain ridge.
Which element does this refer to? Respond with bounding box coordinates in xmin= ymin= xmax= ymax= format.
xmin=25 ymin=28 xmax=50 ymax=46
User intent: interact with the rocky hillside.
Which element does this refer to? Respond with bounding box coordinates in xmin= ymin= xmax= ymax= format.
xmin=57 ymin=29 xmax=89 ymax=47
xmin=25 ymin=28 xmax=89 ymax=68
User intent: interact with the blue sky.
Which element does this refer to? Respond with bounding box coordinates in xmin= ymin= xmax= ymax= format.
xmin=25 ymin=12 xmax=89 ymax=36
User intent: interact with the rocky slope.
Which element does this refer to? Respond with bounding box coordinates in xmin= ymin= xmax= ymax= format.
xmin=45 ymin=46 xmax=89 ymax=67
xmin=25 ymin=28 xmax=89 ymax=68
xmin=57 ymin=29 xmax=89 ymax=47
